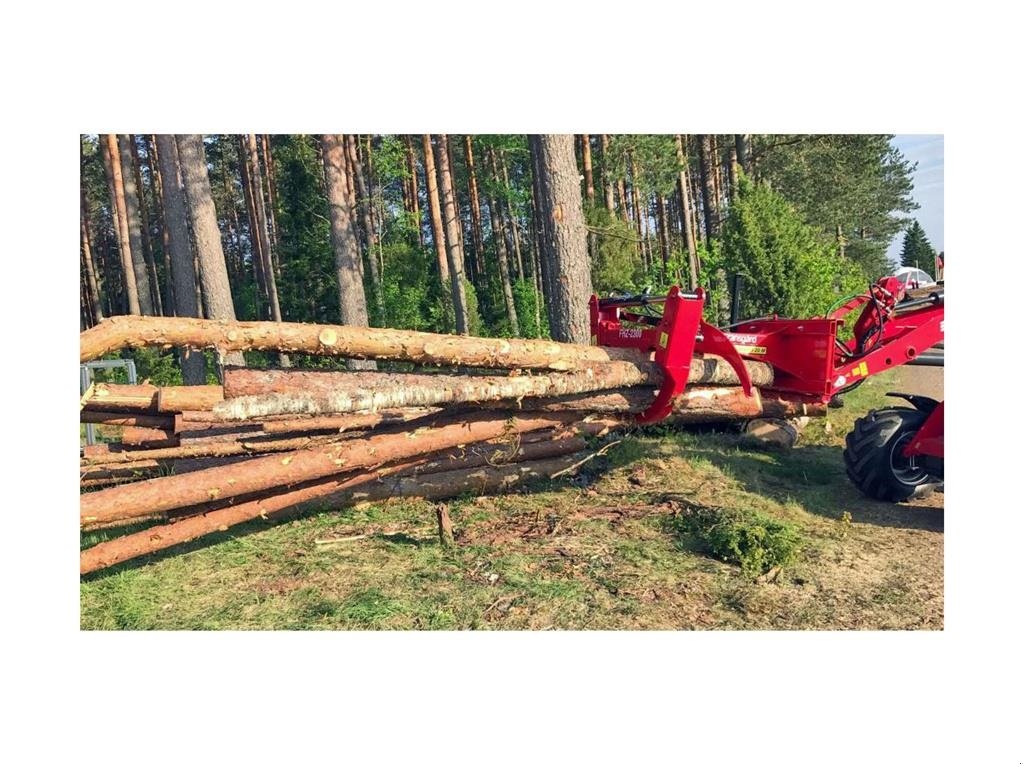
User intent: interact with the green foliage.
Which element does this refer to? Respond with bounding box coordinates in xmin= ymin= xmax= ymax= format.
xmin=674 ymin=505 xmax=802 ymax=577
xmin=899 ymin=220 xmax=936 ymax=270
xmin=720 ymin=176 xmax=868 ymax=319
xmin=586 ymin=204 xmax=643 ymax=294
xmin=513 ymin=280 xmax=546 ymax=339
xmin=755 ymin=134 xmax=917 ymax=277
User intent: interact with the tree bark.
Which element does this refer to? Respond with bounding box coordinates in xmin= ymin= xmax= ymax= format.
xmin=421 ymin=135 xmax=450 ymax=284
xmin=656 ymin=193 xmax=671 ymax=277
xmin=80 ymin=411 xmax=174 ymax=428
xmin=79 ymin=411 xmax=579 ymax=527
xmin=320 ymin=135 xmax=375 ymax=371
xmin=675 ymin=135 xmax=700 ymax=288
xmin=698 ymin=134 xmax=719 ymax=241
xmin=485 ymin=194 xmax=520 ymax=336
xmin=499 ymin=150 xmax=526 ymax=280
xmin=148 ymin=135 xmax=176 ymax=312
xmin=129 ymin=135 xmax=164 ymax=315
xmin=155 ymin=135 xmax=207 ymax=384
xmin=156 ymin=384 xmax=224 ymax=412
xmin=81 ymin=189 xmax=104 ymax=323
xmin=260 ymin=135 xmax=280 ymax=250
xmin=600 ymin=134 xmax=616 ymax=213
xmin=175 ymin=134 xmax=245 ymax=368
xmin=435 ymin=134 xmax=470 ymax=334
xmin=79 ymin=314 xmax=772 ymax=387
xmin=118 ymin=135 xmax=156 ymax=315
xmin=81 ymin=449 xmax=585 ymax=574
xmin=244 ymin=134 xmax=285 ymax=329
xmin=238 ymin=134 xmax=268 ymax=315
xmin=463 ymin=136 xmax=487 ymax=284
xmin=581 ymin=134 xmax=595 ymax=202
xmin=215 ymin=364 xmax=651 ymax=419
xmin=404 ymin=135 xmax=424 ymax=247
xmin=101 ymin=134 xmax=141 ymax=315
xmin=346 ymin=135 xmax=382 ymax=317
xmin=735 ymin=134 xmax=750 ymax=173
xmin=531 ymin=134 xmax=593 ymax=344
xmin=121 ymin=426 xmax=180 ymax=448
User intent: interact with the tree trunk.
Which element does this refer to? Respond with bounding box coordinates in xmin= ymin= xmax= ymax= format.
xmin=148 ymin=135 xmax=176 ymax=312
xmin=486 ymin=196 xmax=520 ymax=336
xmin=260 ymin=135 xmax=280 ymax=250
xmin=421 ymin=135 xmax=450 ymax=284
xmin=346 ymin=135 xmax=382 ymax=318
xmin=155 ymin=135 xmax=207 ymax=384
xmin=176 ymin=135 xmax=245 ymax=368
xmin=404 ymin=135 xmax=424 ymax=247
xmin=81 ymin=189 xmax=104 ymax=323
xmin=728 ymin=140 xmax=739 ymax=201
xmin=435 ymin=134 xmax=470 ymax=334
xmin=675 ymin=135 xmax=700 ymax=288
xmin=581 ymin=134 xmax=595 ymax=202
xmin=463 ymin=136 xmax=487 ymax=285
xmin=79 ymin=412 xmax=579 ymax=528
xmin=101 ymin=134 xmax=141 ymax=315
xmin=498 ymin=149 xmax=526 ymax=281
xmin=735 ymin=134 xmax=750 ymax=174
xmin=117 ymin=135 xmax=156 ymax=315
xmin=698 ymin=134 xmax=719 ymax=241
xmin=244 ymin=134 xmax=285 ymax=329
xmin=129 ymin=135 xmax=164 ymax=315
xmin=600 ymin=134 xmax=616 ymax=213
xmin=656 ymin=193 xmax=671 ymax=278
xmin=531 ymin=134 xmax=593 ymax=344
xmin=320 ymin=135 xmax=375 ymax=371
xmin=236 ymin=136 xmax=267 ymax=317
xmin=629 ymin=155 xmax=645 ymax=266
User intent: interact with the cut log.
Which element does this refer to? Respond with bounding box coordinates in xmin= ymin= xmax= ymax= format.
xmin=81 ymin=411 xmax=175 ymax=429
xmin=79 ymin=412 xmax=582 ymax=527
xmin=79 ymin=316 xmax=773 ymax=385
xmin=81 ymin=454 xmax=254 ymax=483
xmin=216 ymin=365 xmax=651 ymax=420
xmin=81 ymin=452 xmax=586 ymax=574
xmin=259 ymin=409 xmax=439 ymax=435
xmin=79 ymin=432 xmax=352 ymax=466
xmin=120 ymin=426 xmax=180 ymax=448
xmin=83 ymin=383 xmax=159 ymax=412
xmin=156 ymin=385 xmax=224 ymax=413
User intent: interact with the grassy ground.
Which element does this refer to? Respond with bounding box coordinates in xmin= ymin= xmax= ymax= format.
xmin=80 ymin=369 xmax=943 ymax=630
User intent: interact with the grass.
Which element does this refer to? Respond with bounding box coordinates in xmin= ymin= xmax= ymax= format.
xmin=80 ymin=369 xmax=944 ymax=630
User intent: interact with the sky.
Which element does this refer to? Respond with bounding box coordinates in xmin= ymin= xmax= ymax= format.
xmin=887 ymin=134 xmax=944 ymax=266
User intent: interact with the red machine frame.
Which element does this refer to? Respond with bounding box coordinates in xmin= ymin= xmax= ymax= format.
xmin=590 ymin=276 xmax=944 ymax=424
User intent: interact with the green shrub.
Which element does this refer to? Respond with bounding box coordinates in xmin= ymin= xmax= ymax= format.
xmin=675 ymin=505 xmax=802 ymax=577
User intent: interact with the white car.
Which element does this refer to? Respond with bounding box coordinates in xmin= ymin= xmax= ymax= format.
xmin=893 ymin=266 xmax=936 ymax=290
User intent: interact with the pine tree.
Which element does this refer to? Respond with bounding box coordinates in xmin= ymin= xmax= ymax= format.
xmin=899 ymin=220 xmax=936 ymax=269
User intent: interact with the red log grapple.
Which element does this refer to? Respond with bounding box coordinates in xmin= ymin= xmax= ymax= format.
xmin=590 ymin=276 xmax=944 ymax=502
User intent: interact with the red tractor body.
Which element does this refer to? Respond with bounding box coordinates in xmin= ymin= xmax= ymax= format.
xmin=590 ymin=276 xmax=944 ymax=501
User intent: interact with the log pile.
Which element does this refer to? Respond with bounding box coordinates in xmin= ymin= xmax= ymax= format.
xmin=80 ymin=317 xmax=825 ymax=576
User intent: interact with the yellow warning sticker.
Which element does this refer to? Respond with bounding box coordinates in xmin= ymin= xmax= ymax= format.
xmin=659 ymin=332 xmax=669 ymax=349
xmin=851 ymin=361 xmax=869 ymax=377
xmin=734 ymin=345 xmax=768 ymax=355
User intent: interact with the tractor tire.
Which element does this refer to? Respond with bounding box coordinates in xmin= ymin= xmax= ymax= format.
xmin=843 ymin=407 xmax=934 ymax=502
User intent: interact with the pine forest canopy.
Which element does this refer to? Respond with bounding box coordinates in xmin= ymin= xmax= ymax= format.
xmin=80 ymin=134 xmax=921 ymax=382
